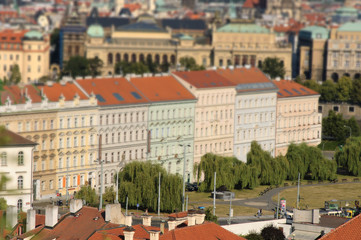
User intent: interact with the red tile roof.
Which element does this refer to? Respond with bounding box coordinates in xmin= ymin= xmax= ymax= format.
xmin=160 ymin=222 xmax=246 ymax=240
xmin=272 ymin=80 xmax=319 ymax=98
xmin=217 ymin=67 xmax=270 ymax=84
xmin=0 ymin=128 xmax=36 ymax=146
xmin=1 ymin=85 xmax=42 ymax=104
xmin=173 ymin=70 xmax=236 ymax=89
xmin=76 ymin=77 xmax=149 ymax=106
xmin=31 ymin=206 xmax=106 ymax=240
xmin=38 ymin=82 xmax=88 ymax=102
xmin=168 ymin=211 xmax=188 ymax=218
xmin=0 ymin=29 xmax=28 ymax=44
xmin=242 ymin=0 xmax=259 ymax=8
xmin=320 ymin=214 xmax=361 ymax=240
xmin=130 ymin=76 xmax=196 ymax=102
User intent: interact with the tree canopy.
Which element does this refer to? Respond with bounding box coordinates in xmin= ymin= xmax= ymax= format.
xmin=179 ymin=57 xmax=205 ymax=71
xmin=261 ymin=57 xmax=286 ymax=79
xmin=75 ymin=185 xmax=99 ymax=207
xmin=118 ymin=161 xmax=182 ymax=212
xmin=114 ymin=61 xmax=150 ymax=76
xmin=335 ymin=137 xmax=361 ymax=176
xmin=62 ymin=56 xmax=103 ymax=78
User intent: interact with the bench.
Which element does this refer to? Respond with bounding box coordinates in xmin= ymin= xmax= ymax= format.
xmin=354 ymin=178 xmax=360 ymax=182
xmin=284 ymin=183 xmax=289 ymax=187
xmin=342 ymin=179 xmax=348 ymax=182
xmin=307 ymin=180 xmax=313 ymax=185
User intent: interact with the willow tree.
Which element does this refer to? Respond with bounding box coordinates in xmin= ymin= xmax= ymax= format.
xmin=286 ymin=143 xmax=308 ymax=180
xmin=195 ymin=153 xmax=242 ymax=192
xmin=335 ymin=137 xmax=361 ymax=176
xmin=118 ymin=161 xmax=182 ymax=212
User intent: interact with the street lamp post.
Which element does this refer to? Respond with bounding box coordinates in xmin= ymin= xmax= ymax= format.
xmin=115 ymin=161 xmax=124 ymax=204
xmin=344 ymin=125 xmax=352 ymax=138
xmin=179 ymin=143 xmax=191 ymax=212
xmin=94 ymin=159 xmax=106 ymax=210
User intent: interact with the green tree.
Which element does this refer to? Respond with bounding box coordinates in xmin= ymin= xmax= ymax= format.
xmin=63 ymin=56 xmax=89 ymax=78
xmin=9 ymin=64 xmax=21 ymax=84
xmin=244 ymin=232 xmax=264 ymax=240
xmin=179 ymin=57 xmax=205 ymax=71
xmin=335 ymin=137 xmax=361 ymax=176
xmin=88 ymin=57 xmax=103 ymax=77
xmin=103 ymin=186 xmax=116 ymax=204
xmin=114 ymin=61 xmax=150 ymax=76
xmin=351 ymin=77 xmax=361 ymax=105
xmin=336 ymin=76 xmax=352 ymax=101
xmin=0 ymin=198 xmax=7 ymax=210
xmin=346 ymin=117 xmax=361 ymax=137
xmin=204 ymin=206 xmax=218 ymax=223
xmin=322 ymin=110 xmax=347 ymax=142
xmin=75 ymin=185 xmax=99 ymax=207
xmin=320 ymin=80 xmax=337 ymax=102
xmin=303 ymin=80 xmax=320 ymax=93
xmin=260 ymin=225 xmax=285 ymax=240
xmin=118 ymin=161 xmax=182 ymax=212
xmin=261 ymin=57 xmax=286 ymax=79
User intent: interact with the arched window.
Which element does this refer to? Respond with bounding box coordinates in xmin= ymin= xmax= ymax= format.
xmin=18 ymin=151 xmax=24 ymax=165
xmin=1 ymin=152 xmax=6 ymax=166
xmin=139 ymin=54 xmax=145 ymax=63
xmin=18 ymin=176 xmax=23 ymax=189
xmin=171 ymin=55 xmax=176 ymax=65
xmin=331 ymin=72 xmax=339 ymax=82
xmin=131 ymin=53 xmax=136 ymax=63
xmin=162 ymin=54 xmax=168 ymax=64
xmin=155 ymin=54 xmax=160 ymax=64
xmin=124 ymin=53 xmax=129 ymax=62
xmin=107 ymin=53 xmax=113 ymax=65
xmin=115 ymin=53 xmax=121 ymax=63
xmin=146 ymin=54 xmax=152 ymax=63
xmin=17 ymin=199 xmax=22 ymax=213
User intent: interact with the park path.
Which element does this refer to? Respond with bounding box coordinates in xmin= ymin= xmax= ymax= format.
xmin=194 ymin=180 xmax=360 ymax=212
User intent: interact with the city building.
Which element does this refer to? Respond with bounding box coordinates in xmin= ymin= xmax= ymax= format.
xmin=173 ymin=70 xmax=236 ymax=164
xmin=0 ymin=129 xmax=36 ymax=212
xmin=130 ymin=75 xmax=196 ymax=180
xmin=266 ymin=0 xmax=302 ymax=20
xmin=75 ymin=77 xmax=149 ymax=191
xmin=217 ymin=66 xmax=278 ymax=162
xmin=0 ymin=29 xmax=50 ymax=83
xmin=298 ymin=25 xmax=329 ymax=81
xmin=212 ymin=23 xmax=293 ymax=78
xmin=326 ymin=22 xmax=361 ymax=81
xmin=0 ymin=81 xmax=98 ymax=199
xmin=273 ymin=79 xmax=322 ymax=156
xmin=85 ymin=14 xmax=211 ymax=75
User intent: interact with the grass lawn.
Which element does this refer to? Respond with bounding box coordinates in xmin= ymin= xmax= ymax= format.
xmin=317 ymin=140 xmax=341 ymax=151
xmin=272 ymin=182 xmax=361 ymax=210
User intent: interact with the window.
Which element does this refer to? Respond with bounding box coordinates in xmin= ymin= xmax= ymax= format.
xmin=42 ymin=160 xmax=45 ymax=170
xmin=17 ymin=199 xmax=22 ymax=213
xmin=90 ymin=116 xmax=93 ymax=126
xmin=67 ymin=118 xmax=71 ymax=128
xmin=34 ymin=121 xmax=38 ymax=130
xmin=67 ymin=137 xmax=70 ymax=148
xmin=41 ymin=140 xmax=46 ymax=150
xmin=318 ymin=106 xmax=322 ymax=113
xmin=59 ymin=119 xmax=63 ymax=129
xmin=50 ymin=159 xmax=54 ymax=169
xmin=18 ymin=151 xmax=24 ymax=165
xmin=1 ymin=152 xmax=7 ymax=166
xmin=58 ymin=178 xmax=62 ymax=189
xmin=73 ymin=176 xmax=77 ymax=187
xmin=81 ymin=117 xmax=85 ymax=127
xmin=349 ymin=106 xmax=355 ymax=113
xmin=81 ymin=155 xmax=84 ymax=166
xmin=18 ymin=122 xmax=22 ymax=132
xmin=50 ymin=139 xmax=54 ymax=149
xmin=74 ymin=118 xmax=78 ymax=127
xmin=41 ymin=181 xmax=45 ymax=191
xmin=49 ymin=180 xmax=53 ymax=190
xmin=81 ymin=136 xmax=85 ymax=146
xmin=50 ymin=120 xmax=54 ymax=129
xmin=73 ymin=156 xmax=77 ymax=167
xmin=26 ymin=122 xmax=30 ymax=131
xmin=59 ymin=138 xmax=63 ymax=148
xmin=333 ymin=106 xmax=339 ymax=112
xmin=18 ymin=176 xmax=23 ymax=189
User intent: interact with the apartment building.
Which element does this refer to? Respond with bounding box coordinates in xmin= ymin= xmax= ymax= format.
xmin=0 ymin=29 xmax=50 ymax=83
xmin=273 ymin=79 xmax=322 ymax=156
xmin=173 ymin=70 xmax=236 ymax=164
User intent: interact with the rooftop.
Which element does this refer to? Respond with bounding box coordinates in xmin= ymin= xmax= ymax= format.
xmin=217 ymin=23 xmax=270 ymax=34
xmin=299 ymin=25 xmax=329 ymax=40
xmin=173 ymin=70 xmax=236 ymax=89
xmin=0 ymin=128 xmax=36 ymax=147
xmin=272 ymin=80 xmax=319 ymax=98
xmin=0 ymin=29 xmax=28 ymax=43
xmin=130 ymin=76 xmax=196 ymax=102
xmin=338 ymin=21 xmax=361 ymax=32
xmin=37 ymin=82 xmax=89 ymax=102
xmin=76 ymin=77 xmax=149 ymax=106
xmin=320 ymin=214 xmax=360 ymax=240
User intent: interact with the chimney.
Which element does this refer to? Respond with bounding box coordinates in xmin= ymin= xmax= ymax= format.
xmin=125 ymin=215 xmax=132 ymax=226
xmin=70 ymin=199 xmax=83 ymax=214
xmin=45 ymin=205 xmax=58 ymax=228
xmin=6 ymin=205 xmax=17 ymax=229
xmin=149 ymin=230 xmax=160 ymax=240
xmin=26 ymin=209 xmax=36 ymax=231
xmin=105 ymin=204 xmax=123 ymax=224
xmin=123 ymin=226 xmax=135 ymax=240
xmin=187 ymin=215 xmax=196 ymax=226
xmin=160 ymin=221 xmax=165 ymax=234
xmin=194 ymin=212 xmax=205 ymax=225
xmin=312 ymin=209 xmax=320 ymax=224
xmin=142 ymin=215 xmax=152 ymax=227
xmin=275 ymin=77 xmax=281 ymax=81
xmin=168 ymin=220 xmax=177 ymax=231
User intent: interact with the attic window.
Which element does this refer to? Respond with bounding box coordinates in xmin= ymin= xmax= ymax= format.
xmin=292 ymin=88 xmax=301 ymax=95
xmin=114 ymin=81 xmax=119 ymax=85
xmin=131 ymin=92 xmax=142 ymax=99
xmin=284 ymin=89 xmax=293 ymax=95
xmin=96 ymin=94 xmax=106 ymax=102
xmin=113 ymin=93 xmax=124 ymax=101
xmin=91 ymin=82 xmax=96 ymax=86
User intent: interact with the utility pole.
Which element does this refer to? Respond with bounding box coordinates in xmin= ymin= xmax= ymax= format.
xmin=158 ymin=172 xmax=161 ymax=216
xmin=126 ymin=196 xmax=128 ymax=215
xmin=180 ymin=143 xmax=190 ymax=212
xmin=186 ymin=195 xmax=189 ymax=211
xmin=115 ymin=161 xmax=123 ymax=204
xmin=277 ymin=193 xmax=280 ymax=219
xmin=213 ymin=171 xmax=216 ymax=216
xmin=296 ymin=172 xmax=300 ymax=209
xmin=228 ymin=193 xmax=232 ymax=224
xmin=66 ymin=157 xmax=69 ymax=205
xmin=97 ymin=135 xmax=104 ymax=210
